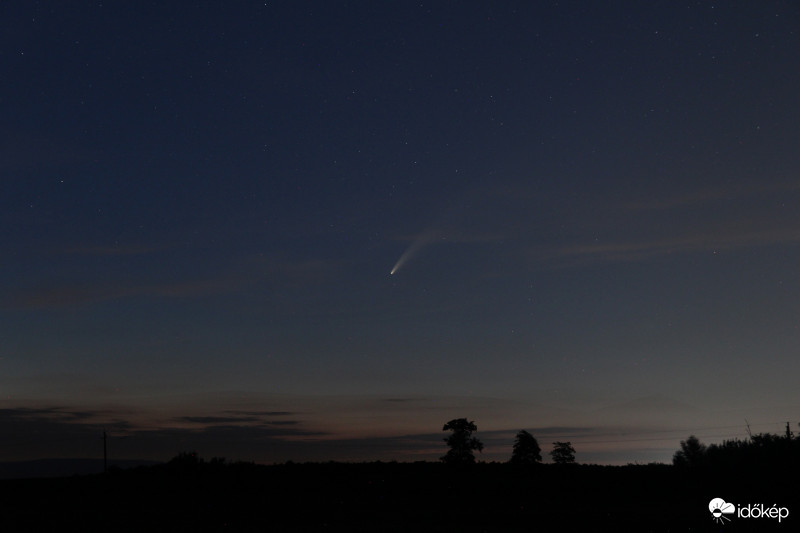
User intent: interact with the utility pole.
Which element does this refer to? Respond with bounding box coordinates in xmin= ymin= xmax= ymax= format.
xmin=103 ymin=430 xmax=108 ymax=473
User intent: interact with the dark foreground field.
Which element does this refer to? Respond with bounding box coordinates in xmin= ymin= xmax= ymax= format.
xmin=0 ymin=460 xmax=796 ymax=532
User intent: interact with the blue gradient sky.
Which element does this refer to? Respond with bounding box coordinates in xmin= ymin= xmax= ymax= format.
xmin=2 ymin=1 xmax=799 ymax=465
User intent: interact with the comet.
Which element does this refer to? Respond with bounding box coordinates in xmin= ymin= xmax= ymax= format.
xmin=390 ymin=230 xmax=438 ymax=275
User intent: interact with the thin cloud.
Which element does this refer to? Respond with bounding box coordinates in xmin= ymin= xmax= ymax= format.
xmin=223 ymin=410 xmax=296 ymax=417
xmin=61 ymin=244 xmax=164 ymax=256
xmin=175 ymin=414 xmax=302 ymax=426
xmin=624 ymin=180 xmax=800 ymax=211
xmin=538 ymin=226 xmax=800 ymax=268
xmin=252 ymin=253 xmax=340 ymax=281
xmin=2 ymin=407 xmax=101 ymax=422
xmin=175 ymin=416 xmax=263 ymax=425
xmin=0 ymin=404 xmax=325 ymax=462
xmin=3 ymin=278 xmax=238 ymax=310
xmin=0 ymin=136 xmax=96 ymax=172
xmin=3 ymin=249 xmax=341 ymax=311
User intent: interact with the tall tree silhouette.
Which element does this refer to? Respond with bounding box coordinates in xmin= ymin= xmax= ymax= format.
xmin=510 ymin=430 xmax=542 ymax=464
xmin=441 ymin=418 xmax=483 ymax=464
xmin=550 ymin=441 xmax=576 ymax=464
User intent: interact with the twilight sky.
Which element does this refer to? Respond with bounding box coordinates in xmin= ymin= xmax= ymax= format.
xmin=2 ymin=1 xmax=800 ymax=465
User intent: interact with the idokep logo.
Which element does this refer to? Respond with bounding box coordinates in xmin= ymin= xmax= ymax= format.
xmin=709 ymin=498 xmax=736 ymax=524
xmin=709 ymin=497 xmax=790 ymax=525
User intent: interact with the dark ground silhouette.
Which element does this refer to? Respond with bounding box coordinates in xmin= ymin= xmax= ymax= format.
xmin=1 ymin=456 xmax=797 ymax=532
xmin=2 ymin=428 xmax=800 ymax=531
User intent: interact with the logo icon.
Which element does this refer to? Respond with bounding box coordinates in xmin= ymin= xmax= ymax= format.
xmin=709 ymin=498 xmax=736 ymax=524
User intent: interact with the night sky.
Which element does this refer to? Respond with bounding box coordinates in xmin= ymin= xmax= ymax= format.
xmin=3 ymin=1 xmax=800 ymax=465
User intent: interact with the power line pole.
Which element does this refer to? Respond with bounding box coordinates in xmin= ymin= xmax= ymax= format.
xmin=103 ymin=430 xmax=107 ymax=473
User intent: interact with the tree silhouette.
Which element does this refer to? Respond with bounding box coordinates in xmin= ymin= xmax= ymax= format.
xmin=167 ymin=451 xmax=204 ymax=473
xmin=510 ymin=430 xmax=542 ymax=464
xmin=550 ymin=441 xmax=576 ymax=464
xmin=441 ymin=418 xmax=483 ymax=464
xmin=672 ymin=435 xmax=706 ymax=467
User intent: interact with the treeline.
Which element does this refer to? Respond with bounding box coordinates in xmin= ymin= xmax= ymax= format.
xmin=673 ymin=424 xmax=800 ymax=469
xmin=446 ymin=418 xmax=800 ymax=469
xmin=442 ymin=418 xmax=577 ymax=465
xmin=124 ymin=419 xmax=800 ymax=472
